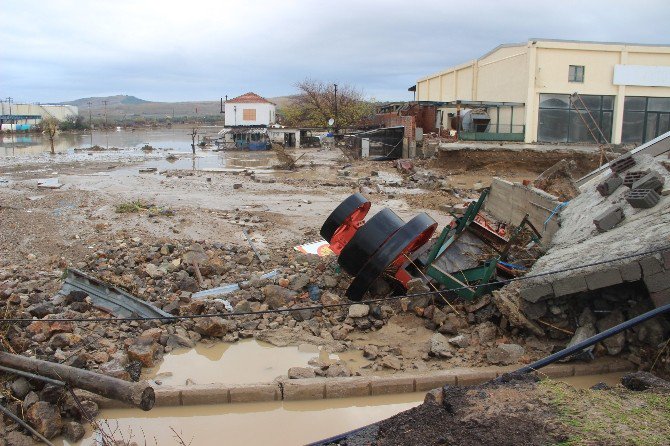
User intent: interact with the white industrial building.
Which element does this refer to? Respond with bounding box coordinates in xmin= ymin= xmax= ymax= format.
xmin=0 ymin=101 xmax=78 ymax=131
xmin=414 ymin=39 xmax=670 ymax=144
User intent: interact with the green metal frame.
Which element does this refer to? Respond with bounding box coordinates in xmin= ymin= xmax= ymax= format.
xmin=425 ymin=189 xmax=501 ymax=301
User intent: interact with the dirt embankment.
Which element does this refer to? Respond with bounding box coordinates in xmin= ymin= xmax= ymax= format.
xmin=434 ymin=148 xmax=601 ymax=179
xmin=333 ymin=372 xmax=670 ymax=446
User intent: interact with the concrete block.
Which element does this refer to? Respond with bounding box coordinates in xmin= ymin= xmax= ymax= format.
xmin=370 ymin=376 xmax=414 ymax=395
xmin=180 ymin=385 xmax=229 ymax=405
xmin=585 ymin=268 xmax=623 ymax=290
xmin=620 ymin=261 xmax=642 ymax=282
xmin=456 ymin=369 xmax=497 ymax=386
xmin=229 ymin=384 xmax=280 ymax=403
xmin=281 ymin=380 xmax=325 ymax=401
xmin=325 ymin=378 xmax=370 ymax=399
xmin=609 ymin=155 xmax=636 ymax=174
xmin=552 ymin=275 xmax=588 ymax=297
xmin=154 ymin=387 xmax=183 ymax=407
xmin=625 ymin=189 xmax=660 ymax=209
xmin=519 ymin=282 xmax=554 ymax=303
xmin=413 ymin=371 xmax=458 ymax=391
xmin=643 ymin=271 xmax=670 ymax=293
xmin=623 ymin=169 xmax=650 ymax=188
xmin=541 ymin=364 xmax=575 ymax=379
xmin=596 ymin=174 xmax=623 ymax=196
xmin=631 ymin=171 xmax=665 ymax=192
xmin=640 ymin=256 xmax=664 ymax=276
xmin=593 ymin=206 xmax=625 ymax=232
xmin=650 ymin=288 xmax=670 ymax=308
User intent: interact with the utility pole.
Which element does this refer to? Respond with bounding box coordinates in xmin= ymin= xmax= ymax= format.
xmin=87 ymin=101 xmax=93 ymax=146
xmin=333 ymin=84 xmax=338 ymax=135
xmin=6 ymin=97 xmax=15 ymax=152
xmin=102 ymin=100 xmax=108 ymax=129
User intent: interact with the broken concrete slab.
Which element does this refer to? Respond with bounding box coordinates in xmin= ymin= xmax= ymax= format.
xmin=37 ymin=178 xmax=63 ymax=189
xmin=552 ymin=275 xmax=588 ymax=297
xmin=585 ymin=268 xmax=623 ymax=291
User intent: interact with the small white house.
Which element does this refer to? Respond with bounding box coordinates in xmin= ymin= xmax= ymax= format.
xmin=224 ymin=92 xmax=276 ymax=127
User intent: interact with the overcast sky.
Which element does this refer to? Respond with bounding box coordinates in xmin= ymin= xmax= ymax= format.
xmin=1 ymin=0 xmax=669 ymax=103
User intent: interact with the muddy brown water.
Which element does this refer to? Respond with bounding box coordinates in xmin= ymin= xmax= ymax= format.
xmin=62 ymin=393 xmax=425 ymax=446
xmin=143 ymin=339 xmax=369 ymax=386
xmin=57 ymin=371 xmax=628 ymax=446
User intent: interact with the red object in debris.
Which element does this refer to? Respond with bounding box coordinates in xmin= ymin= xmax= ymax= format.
xmin=473 ymin=213 xmax=507 ymax=239
xmin=328 ymin=205 xmax=369 ymax=255
xmin=522 ymin=179 xmax=532 ymax=186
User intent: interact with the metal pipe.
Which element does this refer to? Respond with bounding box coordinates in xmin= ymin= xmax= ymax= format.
xmin=0 ymin=365 xmax=66 ymax=387
xmin=0 ymin=403 xmax=56 ymax=446
xmin=516 ymin=302 xmax=670 ymax=374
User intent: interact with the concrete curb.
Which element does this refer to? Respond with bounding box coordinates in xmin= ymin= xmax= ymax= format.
xmin=86 ymin=358 xmax=634 ymax=409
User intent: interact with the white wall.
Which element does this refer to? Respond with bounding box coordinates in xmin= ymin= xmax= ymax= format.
xmin=224 ymin=102 xmax=276 ymax=126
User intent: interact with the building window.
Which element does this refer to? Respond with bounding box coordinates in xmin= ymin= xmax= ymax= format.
xmin=538 ymin=93 xmax=613 ymax=143
xmin=568 ymin=65 xmax=585 ymax=83
xmin=242 ymin=109 xmax=256 ymax=121
xmin=622 ymin=97 xmax=670 ymax=144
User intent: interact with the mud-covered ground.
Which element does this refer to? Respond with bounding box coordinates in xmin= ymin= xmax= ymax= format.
xmin=7 ymin=142 xmax=657 ymax=444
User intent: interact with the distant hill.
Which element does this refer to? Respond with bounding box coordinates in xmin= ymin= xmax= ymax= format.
xmin=61 ymin=95 xmax=149 ymax=108
xmin=59 ymin=94 xmax=295 ymax=119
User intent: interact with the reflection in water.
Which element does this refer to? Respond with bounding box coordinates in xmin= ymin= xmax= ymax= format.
xmin=143 ymin=339 xmax=369 ymax=386
xmin=0 ymin=127 xmax=224 ymax=156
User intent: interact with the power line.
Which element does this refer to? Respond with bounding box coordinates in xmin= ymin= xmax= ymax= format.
xmin=0 ymin=245 xmax=667 ymax=324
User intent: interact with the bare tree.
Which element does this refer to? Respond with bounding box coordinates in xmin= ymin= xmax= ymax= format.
xmin=190 ymin=127 xmax=198 ymax=154
xmin=280 ymin=79 xmax=374 ymax=129
xmin=42 ymin=117 xmax=59 ymax=154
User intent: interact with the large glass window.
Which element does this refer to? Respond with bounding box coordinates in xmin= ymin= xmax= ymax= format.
xmin=538 ymin=93 xmax=614 ymax=143
xmin=622 ymin=97 xmax=670 ymax=143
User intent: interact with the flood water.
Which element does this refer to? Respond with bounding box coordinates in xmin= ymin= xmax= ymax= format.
xmin=0 ymin=127 xmax=280 ymax=172
xmin=0 ymin=127 xmax=222 ymax=156
xmin=67 ymin=393 xmax=425 ymax=446
xmin=144 ymin=339 xmax=369 ymax=386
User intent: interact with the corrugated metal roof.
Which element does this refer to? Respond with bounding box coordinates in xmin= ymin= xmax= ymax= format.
xmin=226 ymin=92 xmax=274 ymax=104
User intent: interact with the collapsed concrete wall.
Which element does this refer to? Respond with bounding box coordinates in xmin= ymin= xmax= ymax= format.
xmin=518 ymin=154 xmax=670 ymax=307
xmin=484 ymin=177 xmax=562 ymax=241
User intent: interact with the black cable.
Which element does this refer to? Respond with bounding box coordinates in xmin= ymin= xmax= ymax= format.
xmin=0 ymin=244 xmax=667 ymax=324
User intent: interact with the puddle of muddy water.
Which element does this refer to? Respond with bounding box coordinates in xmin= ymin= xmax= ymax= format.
xmin=558 ymin=371 xmax=625 ymax=389
xmin=62 ymin=392 xmax=424 ymax=446
xmin=143 ymin=339 xmax=369 ymax=386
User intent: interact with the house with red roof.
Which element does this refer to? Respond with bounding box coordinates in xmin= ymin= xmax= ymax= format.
xmin=223 ymin=92 xmax=276 ymax=127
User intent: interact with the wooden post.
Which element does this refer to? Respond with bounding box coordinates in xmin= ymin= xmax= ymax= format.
xmin=0 ymin=352 xmax=155 ymax=411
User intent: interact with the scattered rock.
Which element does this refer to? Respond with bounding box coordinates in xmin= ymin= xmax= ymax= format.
xmin=348 ymin=304 xmax=370 ymax=318
xmin=10 ymin=377 xmax=31 ymax=399
xmin=194 ymin=316 xmax=236 ymax=337
xmin=63 ymin=421 xmax=86 ymax=442
xmin=380 ymin=354 xmax=402 ymax=370
xmin=486 ymin=343 xmax=525 ymax=365
xmin=430 ymin=333 xmax=454 ymax=358
xmin=448 ymin=334 xmax=470 ymax=348
xmin=25 ymin=401 xmax=62 ymax=439
xmin=262 ymin=284 xmax=297 ymax=309
xmin=288 ymin=367 xmax=316 ymax=379
xmin=596 ymin=309 xmax=626 ymax=355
